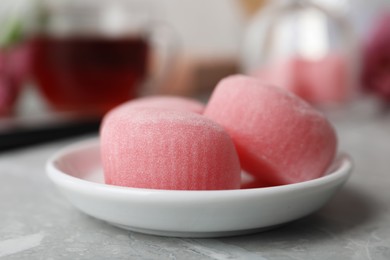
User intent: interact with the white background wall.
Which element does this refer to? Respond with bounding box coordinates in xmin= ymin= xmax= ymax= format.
xmin=1 ymin=0 xmax=389 ymax=56
xmin=0 ymin=0 xmax=246 ymax=57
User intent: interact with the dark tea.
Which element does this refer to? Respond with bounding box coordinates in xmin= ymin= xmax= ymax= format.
xmin=30 ymin=36 xmax=149 ymax=113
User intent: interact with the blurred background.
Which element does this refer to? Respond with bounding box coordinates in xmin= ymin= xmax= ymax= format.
xmin=0 ymin=0 xmax=389 ymax=150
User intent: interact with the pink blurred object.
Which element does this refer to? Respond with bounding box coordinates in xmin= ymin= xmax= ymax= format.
xmin=302 ymin=54 xmax=349 ymax=104
xmin=363 ymin=11 xmax=390 ymax=101
xmin=252 ymin=57 xmax=303 ymax=95
xmin=252 ymin=54 xmax=349 ymax=106
xmin=0 ymin=44 xmax=30 ymax=116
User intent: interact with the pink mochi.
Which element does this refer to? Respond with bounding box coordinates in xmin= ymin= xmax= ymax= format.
xmin=100 ymin=107 xmax=241 ymax=190
xmin=204 ymin=75 xmax=337 ymax=186
xmin=118 ymin=95 xmax=205 ymax=114
xmin=301 ymin=54 xmax=350 ymax=105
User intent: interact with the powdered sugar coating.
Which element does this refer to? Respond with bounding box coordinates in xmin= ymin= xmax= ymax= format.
xmin=204 ymin=75 xmax=337 ymax=186
xmin=101 ymin=108 xmax=241 ymax=190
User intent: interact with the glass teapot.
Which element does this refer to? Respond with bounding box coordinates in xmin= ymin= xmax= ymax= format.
xmin=241 ymin=0 xmax=359 ymax=108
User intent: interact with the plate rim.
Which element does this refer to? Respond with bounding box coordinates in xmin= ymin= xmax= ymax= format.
xmin=46 ymin=138 xmax=353 ymax=198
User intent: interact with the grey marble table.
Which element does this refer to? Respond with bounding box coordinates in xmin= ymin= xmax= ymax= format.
xmin=1 ymin=108 xmax=390 ymax=260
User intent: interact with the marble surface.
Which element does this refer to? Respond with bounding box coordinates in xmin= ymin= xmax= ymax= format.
xmin=1 ymin=109 xmax=390 ymax=259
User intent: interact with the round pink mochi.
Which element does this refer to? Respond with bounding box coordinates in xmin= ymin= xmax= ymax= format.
xmin=117 ymin=95 xmax=205 ymax=114
xmin=100 ymin=107 xmax=241 ymax=190
xmin=204 ymin=75 xmax=337 ymax=186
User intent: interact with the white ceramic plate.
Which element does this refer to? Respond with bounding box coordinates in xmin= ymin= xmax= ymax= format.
xmin=46 ymin=139 xmax=352 ymax=238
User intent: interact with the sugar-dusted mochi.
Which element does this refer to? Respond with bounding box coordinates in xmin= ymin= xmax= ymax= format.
xmin=117 ymin=95 xmax=205 ymax=114
xmin=101 ymin=108 xmax=241 ymax=190
xmin=204 ymin=75 xmax=337 ymax=186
